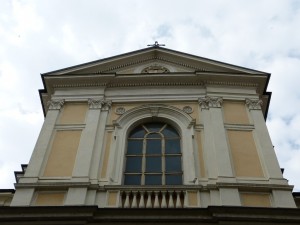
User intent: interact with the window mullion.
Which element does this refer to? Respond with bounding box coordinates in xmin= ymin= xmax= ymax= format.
xmin=141 ymin=137 xmax=146 ymax=185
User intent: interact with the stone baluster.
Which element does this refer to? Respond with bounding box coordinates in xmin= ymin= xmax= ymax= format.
xmin=124 ymin=192 xmax=130 ymax=208
xmin=169 ymin=192 xmax=175 ymax=208
xmin=131 ymin=192 xmax=137 ymax=208
xmin=175 ymin=191 xmax=181 ymax=208
xmin=153 ymin=192 xmax=160 ymax=208
xmin=139 ymin=192 xmax=145 ymax=208
xmin=161 ymin=191 xmax=167 ymax=208
xmin=146 ymin=192 xmax=152 ymax=208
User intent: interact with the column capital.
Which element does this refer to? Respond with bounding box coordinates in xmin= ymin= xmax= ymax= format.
xmin=88 ymin=98 xmax=112 ymax=111
xmin=47 ymin=99 xmax=64 ymax=110
xmin=198 ymin=96 xmax=223 ymax=109
xmin=245 ymin=98 xmax=263 ymax=110
xmin=101 ymin=99 xmax=112 ymax=111
xmin=88 ymin=98 xmax=102 ymax=109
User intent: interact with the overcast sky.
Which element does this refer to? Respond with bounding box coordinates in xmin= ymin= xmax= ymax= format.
xmin=0 ymin=0 xmax=300 ymax=191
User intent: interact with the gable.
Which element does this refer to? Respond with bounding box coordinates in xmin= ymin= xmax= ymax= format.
xmin=43 ymin=47 xmax=268 ymax=76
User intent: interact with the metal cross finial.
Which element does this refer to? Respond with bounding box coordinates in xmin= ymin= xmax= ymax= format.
xmin=147 ymin=41 xmax=165 ymax=47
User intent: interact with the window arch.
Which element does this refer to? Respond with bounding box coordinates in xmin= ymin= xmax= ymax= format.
xmin=124 ymin=122 xmax=182 ymax=185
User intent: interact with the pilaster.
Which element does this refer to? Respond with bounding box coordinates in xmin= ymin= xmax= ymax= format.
xmin=246 ymin=98 xmax=284 ymax=180
xmin=199 ymin=96 xmax=241 ymax=206
xmin=21 ymin=99 xmax=65 ymax=180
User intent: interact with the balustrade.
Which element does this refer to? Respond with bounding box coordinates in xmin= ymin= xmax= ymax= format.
xmin=120 ymin=190 xmax=185 ymax=208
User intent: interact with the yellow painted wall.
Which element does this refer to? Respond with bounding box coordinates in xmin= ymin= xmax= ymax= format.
xmin=223 ymin=101 xmax=249 ymax=124
xmin=187 ymin=191 xmax=198 ymax=207
xmin=107 ymin=191 xmax=118 ymax=206
xmin=240 ymin=193 xmax=271 ymax=207
xmin=43 ymin=130 xmax=82 ymax=177
xmin=227 ymin=130 xmax=264 ymax=177
xmin=59 ymin=103 xmax=88 ymax=124
xmin=34 ymin=192 xmax=65 ymax=206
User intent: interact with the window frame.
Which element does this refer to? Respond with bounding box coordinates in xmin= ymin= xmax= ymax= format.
xmin=124 ymin=123 xmax=183 ymax=185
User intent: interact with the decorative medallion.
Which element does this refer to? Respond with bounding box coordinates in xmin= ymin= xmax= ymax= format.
xmin=141 ymin=65 xmax=170 ymax=74
xmin=183 ymin=106 xmax=193 ymax=114
xmin=115 ymin=107 xmax=126 ymax=115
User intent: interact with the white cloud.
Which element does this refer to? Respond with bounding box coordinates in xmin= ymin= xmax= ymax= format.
xmin=0 ymin=0 xmax=299 ymax=193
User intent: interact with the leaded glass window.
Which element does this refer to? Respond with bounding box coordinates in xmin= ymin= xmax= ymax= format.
xmin=124 ymin=123 xmax=182 ymax=185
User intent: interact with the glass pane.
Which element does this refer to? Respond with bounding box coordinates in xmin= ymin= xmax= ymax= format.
xmin=147 ymin=133 xmax=161 ymax=138
xmin=165 ymin=139 xmax=181 ymax=154
xmin=145 ymin=123 xmax=163 ymax=132
xmin=145 ymin=175 xmax=162 ymax=185
xmin=166 ymin=175 xmax=182 ymax=185
xmin=129 ymin=126 xmax=145 ymax=138
xmin=146 ymin=139 xmax=161 ymax=154
xmin=162 ymin=126 xmax=179 ymax=138
xmin=165 ymin=156 xmax=181 ymax=172
xmin=125 ymin=157 xmax=142 ymax=172
xmin=146 ymin=157 xmax=161 ymax=172
xmin=124 ymin=175 xmax=141 ymax=185
xmin=127 ymin=140 xmax=143 ymax=154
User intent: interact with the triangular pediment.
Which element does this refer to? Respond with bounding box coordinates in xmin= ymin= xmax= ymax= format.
xmin=43 ymin=47 xmax=268 ymax=76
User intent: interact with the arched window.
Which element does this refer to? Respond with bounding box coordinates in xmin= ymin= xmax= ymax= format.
xmin=124 ymin=122 xmax=182 ymax=185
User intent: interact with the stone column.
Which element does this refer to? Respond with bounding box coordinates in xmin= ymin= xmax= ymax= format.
xmin=11 ymin=99 xmax=64 ymax=206
xmin=199 ymin=96 xmax=240 ymax=206
xmin=65 ymin=98 xmax=111 ymax=205
xmin=246 ymin=99 xmax=284 ymax=180
xmin=246 ymin=98 xmax=296 ymax=208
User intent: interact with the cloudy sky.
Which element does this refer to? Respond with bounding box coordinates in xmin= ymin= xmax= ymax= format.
xmin=0 ymin=0 xmax=300 ymax=191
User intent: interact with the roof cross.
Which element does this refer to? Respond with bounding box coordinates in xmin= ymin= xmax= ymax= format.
xmin=147 ymin=41 xmax=165 ymax=47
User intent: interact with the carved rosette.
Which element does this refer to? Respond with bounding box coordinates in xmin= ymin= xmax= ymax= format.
xmin=47 ymin=99 xmax=64 ymax=110
xmin=198 ymin=96 xmax=223 ymax=109
xmin=246 ymin=98 xmax=263 ymax=110
xmin=115 ymin=107 xmax=126 ymax=115
xmin=183 ymin=106 xmax=193 ymax=114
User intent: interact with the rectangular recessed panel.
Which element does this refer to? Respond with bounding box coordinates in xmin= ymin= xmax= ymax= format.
xmin=59 ymin=103 xmax=88 ymax=124
xmin=223 ymin=101 xmax=249 ymax=124
xmin=43 ymin=130 xmax=81 ymax=177
xmin=228 ymin=130 xmax=264 ymax=177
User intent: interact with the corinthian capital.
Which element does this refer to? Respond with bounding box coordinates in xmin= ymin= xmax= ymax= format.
xmin=47 ymin=99 xmax=64 ymax=110
xmin=245 ymin=98 xmax=263 ymax=110
xmin=88 ymin=98 xmax=102 ymax=109
xmin=88 ymin=98 xmax=112 ymax=111
xmin=101 ymin=99 xmax=112 ymax=111
xmin=198 ymin=96 xmax=223 ymax=109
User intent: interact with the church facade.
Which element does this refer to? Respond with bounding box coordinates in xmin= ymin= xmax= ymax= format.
xmin=1 ymin=46 xmax=300 ymax=224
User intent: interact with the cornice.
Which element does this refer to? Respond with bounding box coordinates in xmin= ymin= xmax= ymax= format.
xmin=100 ymin=55 xmax=208 ymax=74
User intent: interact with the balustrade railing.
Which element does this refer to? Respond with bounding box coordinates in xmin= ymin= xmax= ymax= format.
xmin=120 ymin=190 xmax=185 ymax=208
